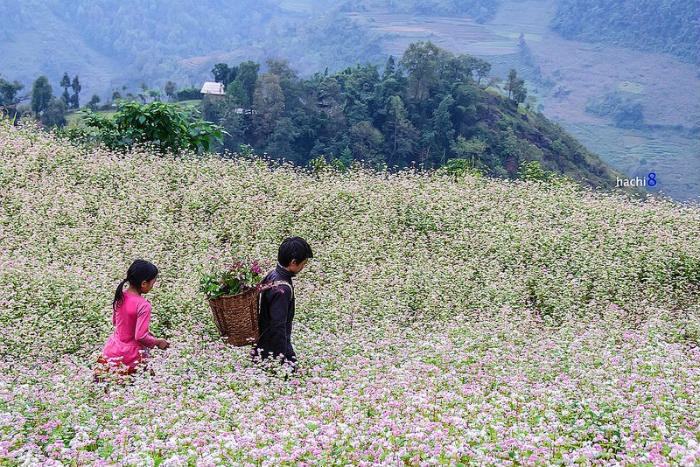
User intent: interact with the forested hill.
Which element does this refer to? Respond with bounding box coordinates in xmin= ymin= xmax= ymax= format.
xmin=202 ymin=42 xmax=622 ymax=189
xmin=551 ymin=0 xmax=700 ymax=64
xmin=0 ymin=0 xmax=383 ymax=91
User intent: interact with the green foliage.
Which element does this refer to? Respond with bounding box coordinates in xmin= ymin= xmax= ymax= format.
xmin=203 ymin=42 xmax=616 ymax=188
xmin=0 ymin=76 xmax=24 ymax=121
xmin=200 ymin=257 xmax=268 ymax=299
xmin=506 ymin=68 xmax=527 ymax=104
xmin=308 ymin=155 xmax=348 ymax=174
xmin=441 ymin=158 xmax=481 ymax=178
xmin=517 ymin=160 xmax=552 ymax=182
xmin=67 ymin=101 xmax=224 ymax=153
xmin=0 ymin=77 xmax=24 ymax=107
xmin=175 ymin=87 xmax=202 ymax=101
xmin=30 ymin=76 xmax=52 ymax=114
xmin=41 ymin=98 xmax=67 ymax=128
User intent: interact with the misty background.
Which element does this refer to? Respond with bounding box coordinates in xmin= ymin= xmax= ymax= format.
xmin=1 ymin=0 xmax=698 ymax=200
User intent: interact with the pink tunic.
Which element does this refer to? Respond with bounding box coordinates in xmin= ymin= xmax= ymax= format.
xmin=101 ymin=292 xmax=159 ymax=369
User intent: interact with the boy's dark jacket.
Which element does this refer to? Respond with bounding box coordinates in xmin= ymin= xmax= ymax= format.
xmin=255 ymin=264 xmax=296 ymax=362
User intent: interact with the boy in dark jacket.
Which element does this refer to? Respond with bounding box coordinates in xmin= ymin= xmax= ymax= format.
xmin=253 ymin=237 xmax=313 ymax=368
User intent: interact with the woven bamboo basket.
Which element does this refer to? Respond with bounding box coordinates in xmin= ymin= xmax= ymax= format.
xmin=208 ymin=287 xmax=260 ymax=346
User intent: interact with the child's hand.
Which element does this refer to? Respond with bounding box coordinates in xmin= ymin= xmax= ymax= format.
xmin=157 ymin=339 xmax=170 ymax=350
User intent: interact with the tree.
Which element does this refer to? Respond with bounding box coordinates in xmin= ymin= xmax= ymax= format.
xmin=349 ymin=121 xmax=384 ymax=165
xmin=87 ymin=94 xmax=101 ymax=111
xmin=31 ymin=76 xmax=53 ymax=114
xmin=236 ymin=61 xmax=259 ymax=107
xmin=70 ymin=75 xmax=81 ymax=109
xmin=164 ymin=81 xmax=177 ymax=101
xmin=225 ymin=80 xmax=248 ymax=106
xmin=0 ymin=77 xmax=25 ymax=121
xmin=518 ymin=160 xmax=552 ymax=182
xmin=0 ymin=77 xmax=24 ymax=108
xmin=432 ymin=95 xmax=455 ymax=152
xmin=252 ymin=73 xmax=285 ymax=143
xmin=383 ymin=95 xmax=418 ymax=166
xmin=41 ymin=97 xmax=67 ymax=128
xmin=266 ymin=58 xmax=297 ymax=81
xmin=399 ymin=41 xmax=442 ymax=102
xmin=450 ymin=135 xmax=486 ymax=166
xmin=382 ymin=55 xmax=397 ymax=80
xmin=513 ymin=83 xmax=527 ymax=105
xmin=60 ymin=73 xmax=71 ymax=105
xmin=505 ymin=68 xmax=527 ymax=104
xmin=467 ymin=56 xmax=491 ymax=86
xmin=212 ymin=63 xmax=236 ymax=87
xmin=138 ymin=82 xmax=148 ymax=103
xmin=266 ymin=117 xmax=300 ymax=161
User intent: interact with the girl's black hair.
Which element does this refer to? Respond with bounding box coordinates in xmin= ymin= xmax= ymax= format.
xmin=113 ymin=259 xmax=159 ymax=310
xmin=277 ymin=236 xmax=313 ymax=267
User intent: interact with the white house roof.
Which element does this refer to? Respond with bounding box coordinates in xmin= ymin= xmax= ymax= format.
xmin=200 ymin=81 xmax=225 ymax=95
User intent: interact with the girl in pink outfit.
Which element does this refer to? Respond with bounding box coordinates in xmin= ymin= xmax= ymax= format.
xmin=96 ymin=260 xmax=169 ymax=380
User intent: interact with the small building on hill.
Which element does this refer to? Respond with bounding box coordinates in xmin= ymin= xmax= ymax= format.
xmin=200 ymin=81 xmax=225 ymax=100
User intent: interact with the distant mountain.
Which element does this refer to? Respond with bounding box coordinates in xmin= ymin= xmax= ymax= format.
xmin=0 ymin=0 xmax=383 ymax=98
xmin=0 ymin=0 xmax=696 ymax=199
xmin=551 ymin=0 xmax=700 ymax=63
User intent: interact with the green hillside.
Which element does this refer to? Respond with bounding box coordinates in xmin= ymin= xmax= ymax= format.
xmin=48 ymin=43 xmax=627 ymax=190
xmin=1 ymin=121 xmax=699 ymax=464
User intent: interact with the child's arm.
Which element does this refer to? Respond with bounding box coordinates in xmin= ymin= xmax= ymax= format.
xmin=135 ymin=302 xmax=166 ymax=349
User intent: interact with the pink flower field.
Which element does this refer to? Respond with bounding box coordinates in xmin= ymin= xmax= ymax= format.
xmin=0 ymin=121 xmax=699 ymax=465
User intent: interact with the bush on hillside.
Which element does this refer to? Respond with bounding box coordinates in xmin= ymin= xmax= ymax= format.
xmin=64 ymin=101 xmax=223 ymax=153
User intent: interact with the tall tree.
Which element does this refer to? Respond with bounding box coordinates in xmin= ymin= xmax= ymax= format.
xmin=383 ymin=95 xmax=418 ymax=166
xmin=432 ymin=95 xmax=455 ymax=154
xmin=382 ymin=55 xmax=397 ymax=80
xmin=60 ymin=72 xmax=71 ymax=105
xmin=266 ymin=59 xmax=297 ymax=81
xmin=505 ymin=68 xmax=526 ymax=104
xmin=30 ymin=76 xmax=52 ymax=114
xmin=236 ymin=61 xmax=260 ymax=107
xmin=252 ymin=73 xmax=285 ymax=144
xmin=466 ymin=56 xmax=491 ymax=86
xmin=70 ymin=75 xmax=81 ymax=109
xmin=212 ymin=63 xmax=236 ymax=87
xmin=399 ymin=41 xmax=442 ymax=102
xmin=164 ymin=81 xmax=177 ymax=101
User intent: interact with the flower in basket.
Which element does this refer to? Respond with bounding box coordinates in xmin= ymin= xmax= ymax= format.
xmin=200 ymin=257 xmax=270 ymax=299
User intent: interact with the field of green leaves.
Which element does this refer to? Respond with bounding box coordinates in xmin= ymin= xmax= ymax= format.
xmin=1 ymin=121 xmax=699 ymax=465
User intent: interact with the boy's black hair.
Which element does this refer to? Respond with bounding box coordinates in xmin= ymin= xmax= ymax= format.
xmin=113 ymin=259 xmax=159 ymax=310
xmin=277 ymin=237 xmax=313 ymax=267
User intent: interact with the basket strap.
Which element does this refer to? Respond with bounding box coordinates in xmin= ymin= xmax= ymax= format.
xmin=268 ymin=280 xmax=293 ymax=300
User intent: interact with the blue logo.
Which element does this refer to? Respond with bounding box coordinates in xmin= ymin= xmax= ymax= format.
xmin=647 ymin=172 xmax=657 ymax=187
